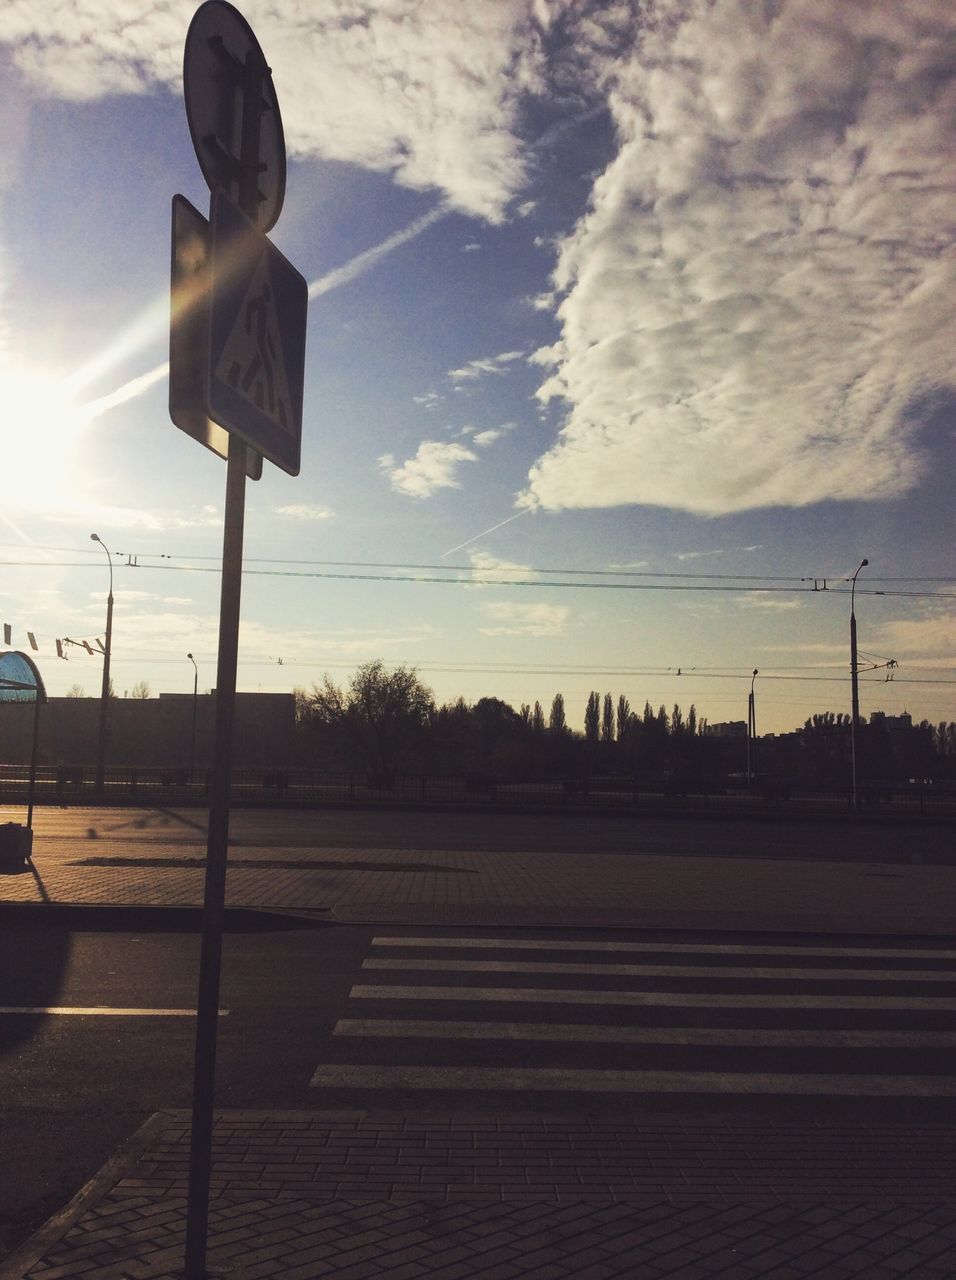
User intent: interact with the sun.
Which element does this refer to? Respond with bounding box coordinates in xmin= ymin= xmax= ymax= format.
xmin=0 ymin=364 xmax=91 ymax=510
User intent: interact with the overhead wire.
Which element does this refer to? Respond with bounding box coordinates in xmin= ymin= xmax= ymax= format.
xmin=1 ymin=543 xmax=955 ymax=585
xmin=2 ymin=557 xmax=954 ymax=597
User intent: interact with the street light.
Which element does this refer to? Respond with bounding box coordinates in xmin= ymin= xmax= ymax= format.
xmin=187 ymin=652 xmax=198 ymax=779
xmin=850 ymin=558 xmax=869 ymax=809
xmin=747 ymin=669 xmax=758 ymax=785
xmin=90 ymin=533 xmax=113 ymax=796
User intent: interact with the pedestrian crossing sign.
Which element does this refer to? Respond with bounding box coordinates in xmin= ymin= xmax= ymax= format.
xmin=207 ymin=191 xmax=307 ymax=475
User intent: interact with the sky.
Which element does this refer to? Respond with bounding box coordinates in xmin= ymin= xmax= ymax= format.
xmin=0 ymin=0 xmax=954 ymax=739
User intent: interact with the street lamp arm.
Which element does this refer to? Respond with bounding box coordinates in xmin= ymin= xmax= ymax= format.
xmin=90 ymin=532 xmax=114 ymax=598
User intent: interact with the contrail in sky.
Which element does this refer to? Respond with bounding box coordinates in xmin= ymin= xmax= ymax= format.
xmin=75 ymin=205 xmax=449 ymax=422
xmin=441 ymin=508 xmax=531 ymax=558
xmin=308 ymin=203 xmax=448 ymax=299
xmin=80 ymin=361 xmax=169 ymax=420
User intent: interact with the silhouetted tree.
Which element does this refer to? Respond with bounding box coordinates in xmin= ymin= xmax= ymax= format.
xmin=549 ymin=693 xmax=567 ymax=735
xmin=601 ymin=693 xmax=614 ymax=743
xmin=616 ymin=695 xmax=631 ymax=743
xmin=307 ymin=660 xmax=435 ymax=783
xmin=531 ymin=701 xmax=545 ymax=735
xmin=584 ymin=691 xmax=600 ymax=743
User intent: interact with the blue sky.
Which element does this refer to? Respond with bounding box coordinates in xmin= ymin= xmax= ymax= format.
xmin=1 ymin=0 xmax=954 ymax=737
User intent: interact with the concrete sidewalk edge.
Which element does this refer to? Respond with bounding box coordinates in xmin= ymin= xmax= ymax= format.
xmin=1 ymin=897 xmax=955 ymax=938
xmin=0 ymin=1111 xmax=172 ymax=1280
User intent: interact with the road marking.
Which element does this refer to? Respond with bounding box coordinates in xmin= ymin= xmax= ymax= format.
xmin=333 ymin=1019 xmax=956 ymax=1048
xmin=362 ymin=958 xmax=956 ymax=982
xmin=309 ymin=1063 xmax=956 ymax=1096
xmin=350 ymin=984 xmax=956 ymax=1010
xmin=0 ymin=1006 xmax=228 ymax=1017
xmin=372 ymin=936 xmax=956 ymax=960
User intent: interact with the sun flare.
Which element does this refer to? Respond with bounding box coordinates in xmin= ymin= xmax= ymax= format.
xmin=0 ymin=365 xmax=92 ymax=509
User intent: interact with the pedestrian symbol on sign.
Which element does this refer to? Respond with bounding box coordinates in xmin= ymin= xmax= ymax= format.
xmin=215 ymin=252 xmax=294 ymax=435
xmin=207 ymin=190 xmax=307 ymax=475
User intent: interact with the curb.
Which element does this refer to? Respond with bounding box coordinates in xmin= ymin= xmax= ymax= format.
xmin=0 ymin=899 xmax=954 ymax=938
xmin=0 ymin=1111 xmax=173 ymax=1280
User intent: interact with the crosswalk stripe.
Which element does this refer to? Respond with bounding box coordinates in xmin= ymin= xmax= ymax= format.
xmin=333 ymin=1018 xmax=956 ymax=1048
xmin=309 ymin=1063 xmax=956 ymax=1096
xmin=319 ymin=934 xmax=956 ymax=1100
xmin=350 ymin=983 xmax=956 ymax=1010
xmin=362 ymin=958 xmax=956 ymax=982
xmin=372 ymin=936 xmax=956 ymax=960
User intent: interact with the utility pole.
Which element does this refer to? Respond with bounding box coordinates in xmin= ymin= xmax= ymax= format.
xmin=91 ymin=533 xmax=113 ymax=797
xmin=746 ymin=669 xmax=758 ymax=784
xmin=187 ymin=652 xmax=199 ymax=778
xmin=850 ymin=558 xmax=868 ymax=809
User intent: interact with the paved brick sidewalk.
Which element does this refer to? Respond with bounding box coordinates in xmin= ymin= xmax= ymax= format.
xmin=2 ymin=806 xmax=955 ymax=932
xmin=5 ymin=1110 xmax=956 ymax=1279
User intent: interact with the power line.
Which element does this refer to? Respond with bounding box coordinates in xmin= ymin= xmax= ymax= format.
xmin=3 ymin=543 xmax=955 ymax=584
xmin=83 ymin=653 xmax=956 ymax=686
xmin=3 ymin=558 xmax=953 ymax=598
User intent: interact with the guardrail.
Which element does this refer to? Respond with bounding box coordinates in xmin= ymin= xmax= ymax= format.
xmin=0 ymin=764 xmax=953 ymax=819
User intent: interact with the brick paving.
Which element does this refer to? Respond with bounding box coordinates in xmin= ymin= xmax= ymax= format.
xmin=1 ymin=805 xmax=954 ymax=932
xmin=9 ymin=1111 xmax=956 ymax=1279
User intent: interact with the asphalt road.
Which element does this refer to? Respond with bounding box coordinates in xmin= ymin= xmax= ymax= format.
xmin=14 ymin=802 xmax=956 ymax=863
xmin=3 ymin=911 xmax=956 ymax=1259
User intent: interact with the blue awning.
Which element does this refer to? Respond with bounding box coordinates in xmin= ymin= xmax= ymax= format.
xmin=0 ymin=651 xmax=47 ymax=703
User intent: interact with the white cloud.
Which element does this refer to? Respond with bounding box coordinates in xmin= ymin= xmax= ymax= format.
xmin=874 ymin=612 xmax=956 ymax=665
xmin=448 ymin=350 xmax=525 ymax=383
xmin=467 ymin=551 xmax=534 ymax=585
xmin=274 ymin=504 xmax=335 ymax=521
xmin=43 ymin=502 xmax=222 ymax=532
xmin=472 ymin=429 xmax=503 ymax=447
xmin=478 ymin=600 xmax=569 ymax=636
xmin=676 ymin=549 xmax=725 ymax=563
xmin=413 ymin=391 xmax=443 ymax=409
xmin=522 ymin=1 xmax=956 ymax=516
xmin=0 ymin=1 xmax=548 ymax=222
xmin=736 ymin=595 xmax=804 ymax=612
xmin=378 ymin=440 xmax=478 ymax=498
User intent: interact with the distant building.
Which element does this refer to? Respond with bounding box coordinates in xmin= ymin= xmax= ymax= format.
xmin=0 ymin=691 xmax=296 ymax=769
xmin=868 ymin=710 xmax=912 ymax=731
xmin=702 ymin=721 xmax=747 ymax=739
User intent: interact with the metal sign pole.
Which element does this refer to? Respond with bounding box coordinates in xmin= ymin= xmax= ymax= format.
xmin=177 ymin=9 xmax=302 ymax=1270
xmin=184 ymin=431 xmax=246 ymax=1278
xmin=185 ymin=19 xmax=262 ymax=1277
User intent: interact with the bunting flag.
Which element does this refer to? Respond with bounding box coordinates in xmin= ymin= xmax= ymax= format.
xmin=2 ymin=624 xmax=10 ymax=646
xmin=28 ymin=632 xmax=38 ymax=651
xmin=56 ymin=640 xmax=67 ymax=659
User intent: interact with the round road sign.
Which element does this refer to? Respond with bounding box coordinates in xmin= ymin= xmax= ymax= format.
xmin=183 ymin=0 xmax=286 ymax=232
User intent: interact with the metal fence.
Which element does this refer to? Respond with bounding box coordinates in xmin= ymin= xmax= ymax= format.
xmin=0 ymin=764 xmax=953 ymax=819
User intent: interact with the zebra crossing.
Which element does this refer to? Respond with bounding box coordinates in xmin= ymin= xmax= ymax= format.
xmin=309 ymin=932 xmax=956 ymax=1098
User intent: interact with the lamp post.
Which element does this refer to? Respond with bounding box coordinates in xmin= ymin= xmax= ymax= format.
xmin=850 ymin=558 xmax=868 ymax=809
xmin=187 ymin=652 xmax=198 ymax=779
xmin=747 ymin=669 xmax=758 ymax=785
xmin=90 ymin=533 xmax=113 ymax=797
